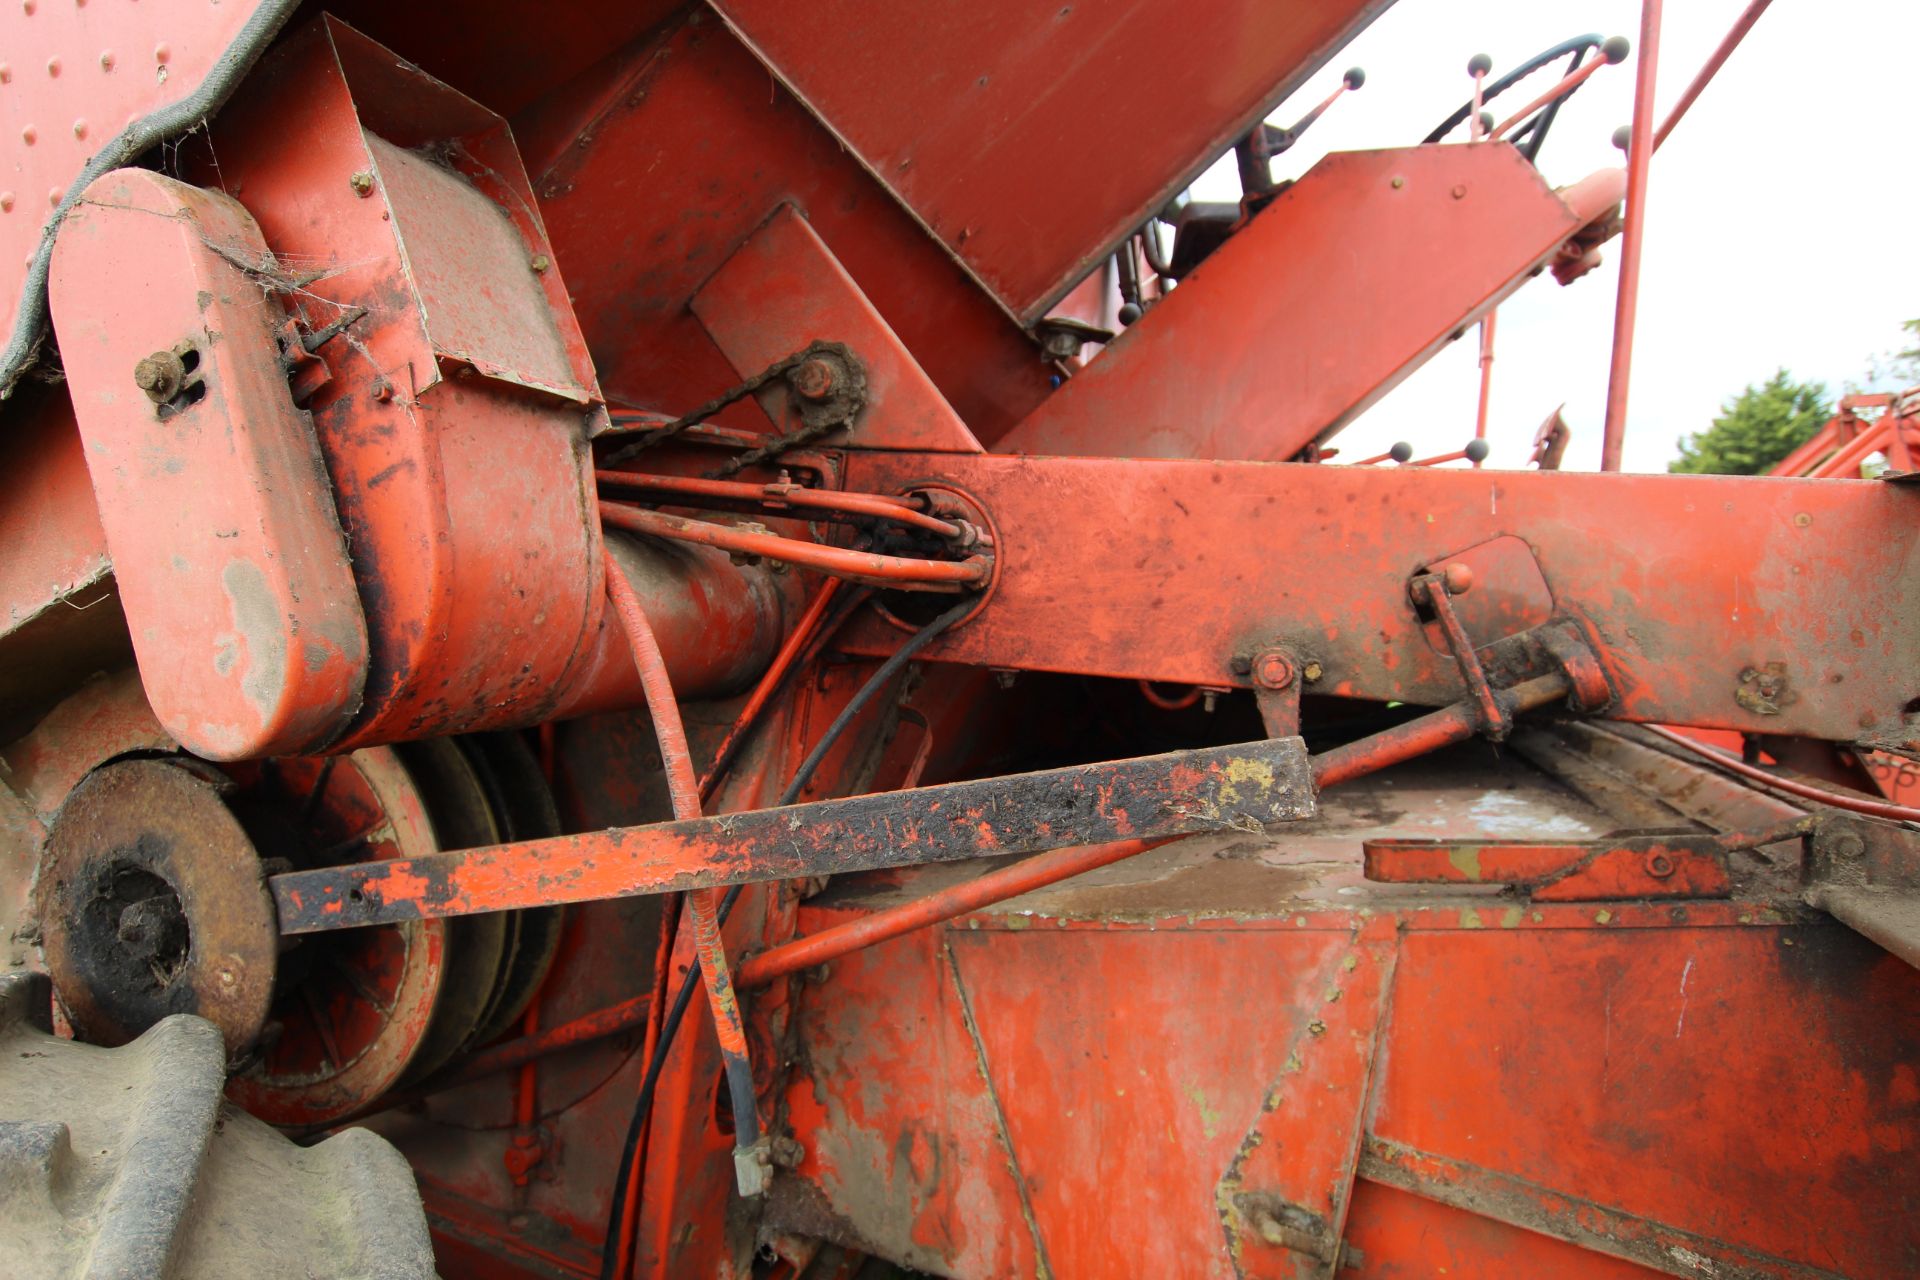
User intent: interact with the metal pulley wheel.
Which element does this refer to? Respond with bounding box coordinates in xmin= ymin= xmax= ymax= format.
xmin=37 ymin=733 xmax=566 ymax=1130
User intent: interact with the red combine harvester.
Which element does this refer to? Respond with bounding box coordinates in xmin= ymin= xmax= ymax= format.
xmin=1 ymin=2 xmax=1913 ymax=1277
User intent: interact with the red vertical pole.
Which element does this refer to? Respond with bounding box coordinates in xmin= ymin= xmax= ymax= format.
xmin=1601 ymin=0 xmax=1662 ymax=473
xmin=1474 ymin=311 xmax=1498 ymax=456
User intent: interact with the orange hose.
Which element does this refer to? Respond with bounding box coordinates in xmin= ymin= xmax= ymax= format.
xmin=603 ymin=545 xmax=759 ymax=1266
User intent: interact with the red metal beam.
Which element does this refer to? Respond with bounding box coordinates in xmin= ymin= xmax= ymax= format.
xmin=270 ymin=737 xmax=1315 ymax=932
xmin=995 ymin=146 xmax=1623 ymax=462
xmin=838 ymin=451 xmax=1920 ymax=743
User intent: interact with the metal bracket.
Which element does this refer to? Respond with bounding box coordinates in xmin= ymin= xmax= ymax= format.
xmin=1364 ymin=820 xmax=1812 ymax=902
xmin=1804 ymin=814 xmax=1920 ymax=967
xmin=1410 ymin=565 xmax=1509 ymax=740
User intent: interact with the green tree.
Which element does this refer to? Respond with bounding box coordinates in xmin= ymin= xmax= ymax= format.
xmin=1669 ymin=370 xmax=1831 ymax=475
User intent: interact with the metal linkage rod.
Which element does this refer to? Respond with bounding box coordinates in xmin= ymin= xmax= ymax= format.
xmin=600 ymin=500 xmax=988 ymax=591
xmin=270 ymin=737 xmax=1317 ymax=932
xmin=439 ymin=670 xmax=1592 ymax=1084
xmin=597 ymin=470 xmax=962 ymax=539
xmin=1654 ymin=0 xmax=1772 ymax=152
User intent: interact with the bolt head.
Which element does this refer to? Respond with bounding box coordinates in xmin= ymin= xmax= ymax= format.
xmin=791 ymin=357 xmax=836 ymax=402
xmin=1824 ymin=831 xmax=1867 ymax=863
xmin=1302 ymin=660 xmax=1324 ymax=684
xmin=1251 ymin=650 xmax=1295 ymax=690
xmin=132 ymin=350 xmax=184 ymax=403
xmin=349 ymin=170 xmax=375 ymax=197
xmin=1643 ymin=851 xmax=1675 ymax=879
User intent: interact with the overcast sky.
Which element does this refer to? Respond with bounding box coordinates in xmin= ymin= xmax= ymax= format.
xmin=1184 ymin=0 xmax=1920 ymax=473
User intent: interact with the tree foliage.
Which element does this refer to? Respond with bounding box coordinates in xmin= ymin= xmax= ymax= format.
xmin=1859 ymin=317 xmax=1920 ymax=391
xmin=1669 ymin=369 xmax=1831 ymax=475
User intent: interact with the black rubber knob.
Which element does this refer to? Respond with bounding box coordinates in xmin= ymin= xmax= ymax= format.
xmin=1389 ymin=441 xmax=1414 ymax=463
xmin=1478 ymin=110 xmax=1495 ymax=135
xmin=1467 ymin=53 xmax=1493 ymax=77
xmin=1602 ymin=35 xmax=1632 ymax=64
xmin=1465 ymin=438 xmax=1491 ymax=464
xmin=1118 ymin=302 xmax=1142 ymax=326
xmin=1343 ymin=66 xmax=1367 ymax=90
xmin=1612 ymin=124 xmax=1632 ymax=152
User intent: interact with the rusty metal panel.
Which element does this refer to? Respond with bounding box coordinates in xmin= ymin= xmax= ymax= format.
xmin=199 ymin=16 xmax=606 ymax=748
xmin=1218 ymin=918 xmax=1399 ymax=1276
xmin=769 ymin=925 xmax=1045 ymax=1278
xmin=517 ymin=14 xmax=1055 ymax=440
xmin=367 ymin=134 xmax=586 ymax=402
xmin=996 ymin=147 xmax=1618 ymax=461
xmin=691 ymin=205 xmax=983 ymax=454
xmin=949 ymin=927 xmax=1356 ymax=1276
xmin=48 ymin=168 xmax=369 ymax=759
xmin=1370 ymin=926 xmax=1920 ymax=1278
xmin=839 ymin=452 xmax=1920 ymax=742
xmin=711 ymin=0 xmax=1397 ymax=322
xmin=1342 ymin=1181 xmax=1668 ymax=1278
xmin=271 ymin=736 xmax=1315 ymax=931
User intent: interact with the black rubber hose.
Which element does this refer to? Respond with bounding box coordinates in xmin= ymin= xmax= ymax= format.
xmin=598 ymin=593 xmax=977 ymax=1279
xmin=1514 ymin=45 xmax=1589 ymax=162
xmin=1423 ymin=34 xmax=1604 ymax=144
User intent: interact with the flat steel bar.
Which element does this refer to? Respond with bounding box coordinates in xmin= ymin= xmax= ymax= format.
xmin=272 ymin=737 xmax=1315 ymax=934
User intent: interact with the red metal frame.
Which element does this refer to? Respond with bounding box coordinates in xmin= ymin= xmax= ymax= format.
xmin=3 ymin=6 xmax=1916 ymax=1280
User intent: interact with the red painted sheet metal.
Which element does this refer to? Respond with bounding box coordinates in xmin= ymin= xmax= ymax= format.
xmin=1218 ymin=918 xmax=1399 ymax=1275
xmin=997 ymin=146 xmax=1621 ymax=461
xmin=202 ymin=17 xmax=605 ymax=748
xmin=321 ymin=0 xmax=684 ymax=118
xmin=781 ymin=914 xmax=1920 ymax=1278
xmin=711 ymin=0 xmax=1398 ymax=322
xmin=776 ymin=926 xmax=1045 ymax=1278
xmin=840 ymin=451 xmax=1920 ymax=742
xmin=48 ymin=168 xmax=369 ymax=759
xmin=1342 ymin=1181 xmax=1665 ymax=1278
xmin=0 ymin=0 xmax=281 ymax=397
xmin=1372 ymin=926 xmax=1920 ymax=1278
xmin=691 ymin=206 xmax=982 ymax=454
xmin=519 ymin=13 xmax=1053 ymax=441
xmin=0 ymin=391 xmax=104 ymax=635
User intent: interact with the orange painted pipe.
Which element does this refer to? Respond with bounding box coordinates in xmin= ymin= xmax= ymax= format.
xmin=737 ymin=837 xmax=1172 ymax=988
xmin=1601 ymin=0 xmax=1662 ymax=472
xmin=600 ymin=500 xmax=988 ymax=590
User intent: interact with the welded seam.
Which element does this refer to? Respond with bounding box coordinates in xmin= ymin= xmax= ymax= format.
xmin=1212 ymin=924 xmax=1400 ymax=1279
xmin=942 ymin=937 xmax=1054 ymax=1279
xmin=0 ymin=0 xmax=303 ymax=401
